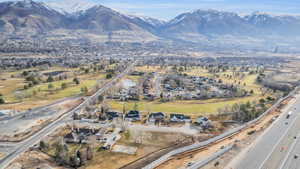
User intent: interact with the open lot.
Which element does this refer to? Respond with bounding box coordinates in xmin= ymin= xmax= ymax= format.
xmin=109 ymin=96 xmax=263 ymax=117
xmin=0 ymin=67 xmax=106 ymax=111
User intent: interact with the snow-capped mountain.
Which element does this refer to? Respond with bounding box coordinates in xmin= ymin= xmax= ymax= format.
xmin=160 ymin=9 xmax=300 ymax=40
xmin=0 ymin=0 xmax=300 ymax=44
xmin=162 ymin=9 xmax=251 ymax=36
xmin=45 ymin=0 xmax=97 ymax=14
xmin=0 ymin=0 xmax=66 ymax=34
xmin=127 ymin=15 xmax=166 ymax=27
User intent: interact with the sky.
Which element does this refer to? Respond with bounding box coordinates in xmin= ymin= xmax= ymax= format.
xmin=4 ymin=0 xmax=300 ymax=20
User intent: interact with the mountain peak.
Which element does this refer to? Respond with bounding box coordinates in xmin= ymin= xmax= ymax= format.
xmin=46 ymin=0 xmax=97 ymax=14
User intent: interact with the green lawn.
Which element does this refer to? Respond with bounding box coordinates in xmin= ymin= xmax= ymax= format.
xmin=25 ymin=73 xmax=105 ymax=100
xmin=109 ymin=95 xmax=263 ymax=117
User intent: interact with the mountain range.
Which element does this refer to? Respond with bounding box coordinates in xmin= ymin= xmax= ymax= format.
xmin=0 ymin=0 xmax=300 ymax=45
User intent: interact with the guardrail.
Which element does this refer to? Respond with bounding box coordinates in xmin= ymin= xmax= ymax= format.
xmin=187 ymin=144 xmax=235 ymax=169
xmin=142 ymin=87 xmax=299 ymax=169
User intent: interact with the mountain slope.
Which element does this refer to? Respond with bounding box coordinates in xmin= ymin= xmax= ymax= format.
xmin=0 ymin=0 xmax=66 ymax=35
xmin=0 ymin=1 xmax=157 ymax=42
xmin=68 ymin=5 xmax=157 ymax=41
xmin=0 ymin=0 xmax=300 ymax=45
xmin=163 ymin=10 xmax=252 ymax=35
xmin=46 ymin=0 xmax=96 ymax=14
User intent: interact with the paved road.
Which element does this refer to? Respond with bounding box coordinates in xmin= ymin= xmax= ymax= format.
xmin=279 ymin=132 xmax=300 ymax=169
xmin=0 ymin=61 xmax=136 ymax=169
xmin=154 ymin=73 xmax=162 ymax=97
xmin=233 ymin=93 xmax=300 ymax=169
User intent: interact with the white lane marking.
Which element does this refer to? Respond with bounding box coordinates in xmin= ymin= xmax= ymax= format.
xmin=278 ymin=133 xmax=300 ymax=169
xmin=258 ymin=110 xmax=299 ymax=169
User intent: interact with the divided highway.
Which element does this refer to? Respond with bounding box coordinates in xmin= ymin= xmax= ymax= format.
xmin=232 ymin=91 xmax=300 ymax=169
xmin=0 ymin=61 xmax=136 ymax=169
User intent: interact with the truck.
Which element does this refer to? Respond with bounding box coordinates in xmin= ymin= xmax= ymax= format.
xmin=286 ymin=111 xmax=292 ymax=119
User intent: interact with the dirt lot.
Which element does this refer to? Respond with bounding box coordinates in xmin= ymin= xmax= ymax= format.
xmin=85 ymin=131 xmax=191 ymax=169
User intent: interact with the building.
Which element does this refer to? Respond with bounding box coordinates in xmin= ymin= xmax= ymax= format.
xmin=170 ymin=114 xmax=191 ymax=123
xmin=148 ymin=112 xmax=165 ymax=123
xmin=125 ymin=110 xmax=140 ymax=121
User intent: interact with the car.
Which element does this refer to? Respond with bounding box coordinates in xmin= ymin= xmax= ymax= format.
xmin=294 ymin=154 xmax=298 ymax=159
xmin=186 ymin=162 xmax=194 ymax=167
xmin=286 ymin=111 xmax=292 ymax=119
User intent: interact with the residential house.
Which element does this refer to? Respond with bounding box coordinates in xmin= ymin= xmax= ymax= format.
xmin=125 ymin=110 xmax=140 ymax=121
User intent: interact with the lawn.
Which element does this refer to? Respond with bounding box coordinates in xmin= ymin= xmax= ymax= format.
xmin=108 ymin=95 xmax=264 ymax=117
xmin=0 ymin=69 xmax=106 ymax=111
xmin=135 ymin=66 xmax=166 ymax=73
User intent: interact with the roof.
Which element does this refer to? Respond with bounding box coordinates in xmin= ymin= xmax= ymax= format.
xmin=170 ymin=114 xmax=186 ymax=119
xmin=149 ymin=112 xmax=165 ymax=119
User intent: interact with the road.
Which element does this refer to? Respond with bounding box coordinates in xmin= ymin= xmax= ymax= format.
xmin=279 ymin=132 xmax=300 ymax=169
xmin=154 ymin=73 xmax=162 ymax=97
xmin=0 ymin=61 xmax=136 ymax=169
xmin=231 ymin=92 xmax=300 ymax=169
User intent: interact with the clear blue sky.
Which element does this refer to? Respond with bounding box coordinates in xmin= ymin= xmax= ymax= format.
xmin=6 ymin=0 xmax=300 ymax=20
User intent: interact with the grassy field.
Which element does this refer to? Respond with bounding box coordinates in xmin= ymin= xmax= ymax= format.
xmin=24 ymin=73 xmax=105 ymax=100
xmin=135 ymin=66 xmax=167 ymax=73
xmin=109 ymin=95 xmax=264 ymax=117
xmin=0 ymin=67 xmax=106 ymax=111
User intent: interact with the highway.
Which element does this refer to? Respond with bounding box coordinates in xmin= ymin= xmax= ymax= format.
xmin=232 ymin=91 xmax=300 ymax=169
xmin=0 ymin=61 xmax=136 ymax=169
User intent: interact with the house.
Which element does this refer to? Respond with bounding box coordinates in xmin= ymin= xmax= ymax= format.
xmin=148 ymin=112 xmax=165 ymax=123
xmin=64 ymin=128 xmax=99 ymax=144
xmin=106 ymin=111 xmax=121 ymax=120
xmin=64 ymin=132 xmax=88 ymax=144
xmin=101 ymin=128 xmax=122 ymax=150
xmin=125 ymin=110 xmax=140 ymax=121
xmin=144 ymin=94 xmax=155 ymax=101
xmin=170 ymin=114 xmax=191 ymax=123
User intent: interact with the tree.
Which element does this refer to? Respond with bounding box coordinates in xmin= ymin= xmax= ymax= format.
xmin=39 ymin=140 xmax=49 ymax=152
xmin=73 ymin=78 xmax=80 ymax=85
xmin=81 ymin=86 xmax=88 ymax=94
xmin=47 ymin=76 xmax=54 ymax=83
xmin=22 ymin=71 xmax=29 ymax=77
xmin=23 ymin=84 xmax=30 ymax=90
xmin=250 ymin=90 xmax=254 ymax=94
xmin=259 ymin=98 xmax=266 ymax=104
xmin=98 ymin=95 xmax=104 ymax=103
xmin=54 ymin=141 xmax=69 ymax=166
xmin=48 ymin=83 xmax=54 ymax=89
xmin=0 ymin=97 xmax=5 ymax=104
xmin=61 ymin=83 xmax=68 ymax=89
xmin=69 ymin=155 xmax=81 ymax=168
xmin=73 ymin=113 xmax=80 ymax=120
xmin=106 ymin=73 xmax=113 ymax=79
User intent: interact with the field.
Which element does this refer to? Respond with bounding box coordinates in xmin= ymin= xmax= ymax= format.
xmin=109 ymin=96 xmax=262 ymax=117
xmin=0 ymin=67 xmax=106 ymax=111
